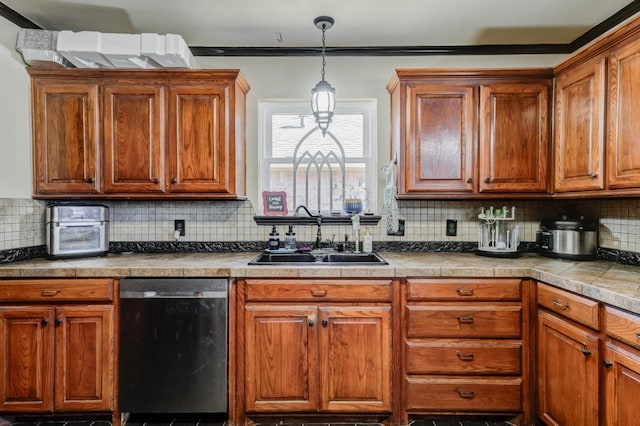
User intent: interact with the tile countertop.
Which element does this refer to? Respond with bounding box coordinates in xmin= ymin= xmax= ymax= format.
xmin=0 ymin=252 xmax=639 ymax=315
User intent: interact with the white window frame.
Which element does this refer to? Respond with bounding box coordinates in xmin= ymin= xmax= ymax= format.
xmin=258 ymin=99 xmax=377 ymax=215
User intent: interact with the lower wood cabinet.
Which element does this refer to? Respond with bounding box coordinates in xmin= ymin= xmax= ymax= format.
xmin=402 ymin=278 xmax=531 ymax=424
xmin=238 ymin=279 xmax=393 ymax=422
xmin=0 ymin=279 xmax=115 ymax=413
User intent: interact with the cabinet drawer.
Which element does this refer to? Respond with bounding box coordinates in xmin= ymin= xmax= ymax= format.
xmin=0 ymin=279 xmax=114 ymax=302
xmin=538 ymin=283 xmax=599 ymax=330
xmin=406 ymin=377 xmax=522 ymax=411
xmin=605 ymin=306 xmax=640 ymax=350
xmin=407 ymin=305 xmax=521 ymax=338
xmin=406 ymin=340 xmax=521 ymax=375
xmin=407 ymin=278 xmax=521 ymax=301
xmin=245 ymin=279 xmax=392 ymax=302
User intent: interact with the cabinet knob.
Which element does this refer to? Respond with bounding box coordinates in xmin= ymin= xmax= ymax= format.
xmin=307 ymin=318 xmax=314 ymax=327
xmin=457 ymin=315 xmax=474 ymax=324
xmin=582 ymin=347 xmax=592 ymax=356
xmin=171 ymin=178 xmax=177 ymax=184
xmin=153 ymin=178 xmax=159 ymax=184
xmin=484 ymin=177 xmax=491 ymax=184
xmin=455 ymin=389 xmax=475 ymax=399
xmin=588 ymin=172 xmax=598 ymax=179
xmin=603 ymin=360 xmax=613 ymax=368
xmin=87 ymin=177 xmax=95 ymax=184
xmin=322 ymin=319 xmax=328 ymax=327
xmin=466 ymin=177 xmax=472 ymax=184
xmin=55 ymin=318 xmax=63 ymax=326
xmin=636 ymin=333 xmax=640 ymax=340
xmin=41 ymin=318 xmax=49 ymax=326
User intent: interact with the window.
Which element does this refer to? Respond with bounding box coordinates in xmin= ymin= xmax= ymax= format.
xmin=258 ymin=100 xmax=377 ymax=215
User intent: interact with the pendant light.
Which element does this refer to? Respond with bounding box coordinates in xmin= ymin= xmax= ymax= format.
xmin=310 ymin=16 xmax=336 ymax=136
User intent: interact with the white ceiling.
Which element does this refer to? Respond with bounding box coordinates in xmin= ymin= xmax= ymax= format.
xmin=2 ymin=0 xmax=637 ymax=49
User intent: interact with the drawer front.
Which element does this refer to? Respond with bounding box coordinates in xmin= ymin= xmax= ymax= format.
xmin=407 ymin=279 xmax=522 ymax=301
xmin=245 ymin=279 xmax=392 ymax=302
xmin=406 ymin=377 xmax=522 ymax=411
xmin=0 ymin=279 xmax=114 ymax=302
xmin=406 ymin=340 xmax=521 ymax=375
xmin=538 ymin=283 xmax=599 ymax=330
xmin=605 ymin=306 xmax=640 ymax=350
xmin=407 ymin=305 xmax=522 ymax=338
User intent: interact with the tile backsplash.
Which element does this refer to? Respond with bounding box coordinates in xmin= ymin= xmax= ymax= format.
xmin=0 ymin=197 xmax=638 ymax=254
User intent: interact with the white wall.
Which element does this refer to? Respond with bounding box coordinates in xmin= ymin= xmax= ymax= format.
xmin=0 ymin=19 xmax=31 ymax=198
xmin=0 ymin=15 xmax=568 ymax=203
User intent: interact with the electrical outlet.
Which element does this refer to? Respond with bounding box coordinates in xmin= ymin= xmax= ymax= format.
xmin=387 ymin=219 xmax=405 ymax=236
xmin=446 ymin=219 xmax=457 ymax=236
xmin=174 ymin=219 xmax=186 ymax=236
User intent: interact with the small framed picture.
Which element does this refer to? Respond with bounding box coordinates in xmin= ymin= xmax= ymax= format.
xmin=262 ymin=191 xmax=288 ymax=216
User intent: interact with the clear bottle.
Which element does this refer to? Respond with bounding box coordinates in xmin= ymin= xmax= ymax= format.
xmin=363 ymin=227 xmax=373 ymax=253
xmin=284 ymin=225 xmax=296 ymax=250
xmin=268 ymin=225 xmax=280 ymax=250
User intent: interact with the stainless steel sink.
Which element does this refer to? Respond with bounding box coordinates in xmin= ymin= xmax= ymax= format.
xmin=248 ymin=251 xmax=387 ymax=265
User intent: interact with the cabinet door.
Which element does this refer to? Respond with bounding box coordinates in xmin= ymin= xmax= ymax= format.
xmin=554 ymin=58 xmax=605 ymax=192
xmin=32 ymin=81 xmax=99 ymax=195
xmin=537 ymin=310 xmax=599 ymax=426
xmin=318 ymin=306 xmax=391 ymax=412
xmin=0 ymin=306 xmax=55 ymax=412
xmin=404 ymin=84 xmax=475 ymax=193
xmin=479 ymin=82 xmax=550 ymax=192
xmin=604 ymin=342 xmax=640 ymax=426
xmin=103 ymin=84 xmax=165 ymax=194
xmin=54 ymin=305 xmax=114 ymax=411
xmin=244 ymin=305 xmax=318 ymax=412
xmin=168 ymin=84 xmax=231 ymax=193
xmin=607 ymin=40 xmax=640 ymax=189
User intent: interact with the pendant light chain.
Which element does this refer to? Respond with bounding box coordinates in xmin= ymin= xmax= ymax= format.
xmin=321 ymin=24 xmax=327 ymax=81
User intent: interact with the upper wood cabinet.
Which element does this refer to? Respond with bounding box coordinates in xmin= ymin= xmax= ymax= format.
xmin=28 ymin=68 xmax=249 ymax=199
xmin=554 ymin=57 xmax=606 ymax=192
xmin=388 ymin=69 xmax=552 ymax=198
xmin=607 ymin=38 xmax=640 ymax=190
xmin=31 ymin=80 xmax=100 ymax=195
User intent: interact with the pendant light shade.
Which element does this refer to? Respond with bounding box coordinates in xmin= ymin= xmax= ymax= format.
xmin=311 ymin=16 xmax=335 ymax=136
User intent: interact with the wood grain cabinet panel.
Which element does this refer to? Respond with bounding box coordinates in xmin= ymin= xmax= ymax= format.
xmin=603 ymin=342 xmax=640 ymax=426
xmin=103 ymin=84 xmax=165 ymax=194
xmin=607 ymin=39 xmax=640 ymax=189
xmin=537 ymin=309 xmax=599 ymax=426
xmin=479 ymin=83 xmax=550 ymax=193
xmin=554 ymin=57 xmax=605 ymax=192
xmin=31 ymin=81 xmax=99 ymax=195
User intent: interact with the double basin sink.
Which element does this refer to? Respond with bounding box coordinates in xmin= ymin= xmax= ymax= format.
xmin=249 ymin=251 xmax=388 ymax=265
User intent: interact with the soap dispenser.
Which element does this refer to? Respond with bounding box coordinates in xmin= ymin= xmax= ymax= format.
xmin=285 ymin=225 xmax=296 ymax=250
xmin=268 ymin=225 xmax=280 ymax=250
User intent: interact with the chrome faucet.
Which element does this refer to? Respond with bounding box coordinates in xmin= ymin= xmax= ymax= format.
xmin=294 ymin=205 xmax=323 ymax=249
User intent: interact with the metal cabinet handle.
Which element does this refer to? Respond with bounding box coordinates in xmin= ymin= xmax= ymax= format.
xmin=603 ymin=360 xmax=613 ymax=368
xmin=484 ymin=177 xmax=491 ymax=184
xmin=308 ymin=318 xmax=314 ymax=327
xmin=457 ymin=316 xmax=474 ymax=324
xmin=41 ymin=318 xmax=49 ymax=326
xmin=635 ymin=333 xmax=640 ymax=340
xmin=456 ymin=389 xmax=475 ymax=399
xmin=456 ymin=288 xmax=474 ymax=296
xmin=582 ymin=348 xmax=592 ymax=356
xmin=457 ymin=353 xmax=475 ymax=361
xmin=55 ymin=318 xmax=63 ymax=326
xmin=87 ymin=177 xmax=95 ymax=184
xmin=311 ymin=290 xmax=327 ymax=297
xmin=322 ymin=319 xmax=328 ymax=327
xmin=552 ymin=299 xmax=570 ymax=310
xmin=466 ymin=177 xmax=472 ymax=184
xmin=41 ymin=289 xmax=60 ymax=297
xmin=153 ymin=178 xmax=159 ymax=184
xmin=171 ymin=178 xmax=177 ymax=184
xmin=588 ymin=172 xmax=598 ymax=179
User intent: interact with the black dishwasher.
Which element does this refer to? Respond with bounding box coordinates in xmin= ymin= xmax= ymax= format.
xmin=119 ymin=278 xmax=228 ymax=414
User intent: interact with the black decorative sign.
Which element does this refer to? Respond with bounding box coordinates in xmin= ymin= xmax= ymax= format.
xmin=262 ymin=191 xmax=288 ymax=216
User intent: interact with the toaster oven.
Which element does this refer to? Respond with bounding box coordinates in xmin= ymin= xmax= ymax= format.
xmin=46 ymin=204 xmax=109 ymax=258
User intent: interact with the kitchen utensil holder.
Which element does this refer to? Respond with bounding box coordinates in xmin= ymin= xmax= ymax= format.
xmin=477 ymin=206 xmax=520 ymax=257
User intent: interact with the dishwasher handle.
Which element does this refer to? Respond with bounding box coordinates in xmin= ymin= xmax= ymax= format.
xmin=120 ymin=290 xmax=227 ymax=299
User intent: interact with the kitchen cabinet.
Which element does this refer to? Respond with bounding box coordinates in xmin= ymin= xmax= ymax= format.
xmin=387 ymin=69 xmax=552 ymax=198
xmin=28 ymin=68 xmax=249 ymax=199
xmin=239 ymin=279 xmax=393 ymax=421
xmin=0 ymin=279 xmax=115 ymax=413
xmin=607 ymin=37 xmax=640 ymax=189
xmin=402 ymin=278 xmax=531 ymax=424
xmin=537 ymin=284 xmax=600 ymax=426
xmin=553 ymin=57 xmax=606 ymax=192
xmin=603 ymin=307 xmax=640 ymax=426
xmin=31 ymin=80 xmax=100 ymax=195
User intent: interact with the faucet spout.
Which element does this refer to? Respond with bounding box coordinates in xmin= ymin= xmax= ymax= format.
xmin=294 ymin=205 xmax=315 ymax=217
